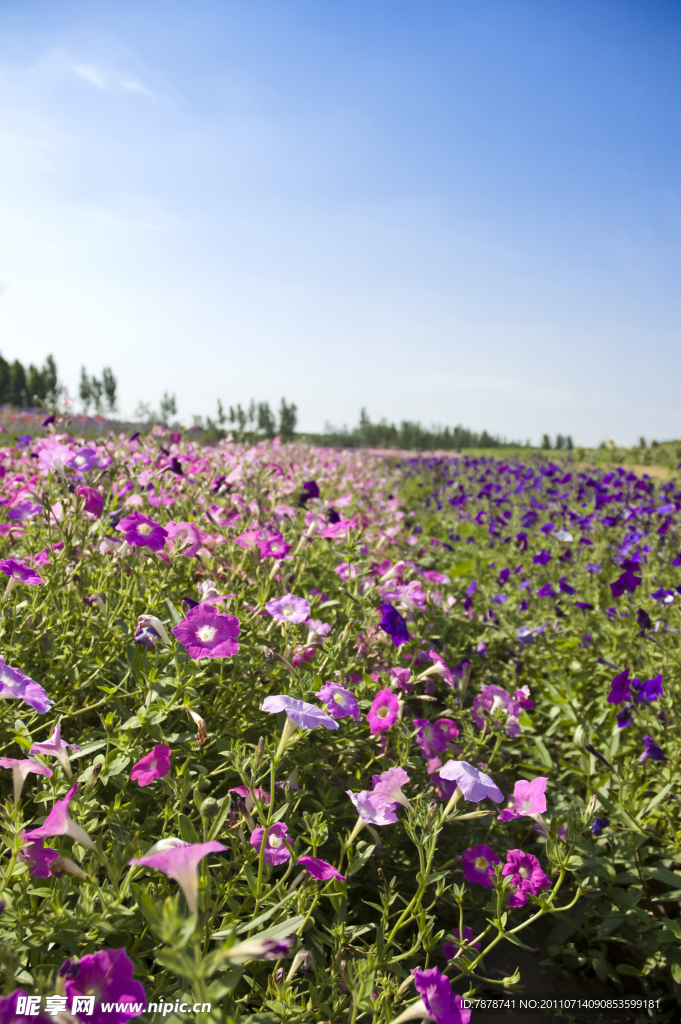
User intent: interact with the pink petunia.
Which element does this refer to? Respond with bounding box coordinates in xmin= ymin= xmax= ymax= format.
xmin=367 ymin=689 xmax=400 ymax=734
xmin=172 ymin=603 xmax=240 ymax=659
xmin=297 ymin=855 xmax=346 ymax=881
xmin=497 ymin=777 xmax=547 ymax=822
xmin=130 ymin=744 xmax=172 ymax=787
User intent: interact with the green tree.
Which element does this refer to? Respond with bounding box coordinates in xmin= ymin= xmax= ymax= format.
xmin=279 ymin=398 xmax=297 ymax=440
xmin=257 ymin=401 xmax=276 ymax=439
xmin=102 ymin=367 xmax=117 ymax=412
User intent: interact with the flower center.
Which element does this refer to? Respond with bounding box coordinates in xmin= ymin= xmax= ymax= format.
xmin=269 ymin=835 xmax=283 ymax=848
xmin=475 ymin=857 xmax=488 ymax=870
xmin=197 ymin=625 xmax=217 ymax=642
xmin=377 ymin=706 xmax=389 ymax=718
xmin=333 ymin=693 xmax=344 ymax=704
xmin=138 ymin=524 xmax=152 ymax=535
xmin=519 ymin=865 xmax=530 ymax=878
xmin=283 ymin=607 xmax=293 ymax=617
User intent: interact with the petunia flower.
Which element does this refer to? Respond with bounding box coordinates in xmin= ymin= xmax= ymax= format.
xmin=130 ymin=840 xmax=226 ymax=914
xmin=502 ymin=849 xmax=552 ymax=908
xmin=497 ymin=777 xmax=547 ymax=821
xmin=471 ymin=684 xmax=523 ymax=737
xmin=19 ymin=840 xmax=60 ymax=879
xmin=347 ymin=789 xmax=398 ymax=826
xmin=461 ymin=844 xmax=502 ymax=887
xmin=64 ymin=948 xmax=146 ymax=1024
xmin=76 ymin=485 xmax=104 ymax=518
xmin=220 ymin=935 xmax=294 ymax=963
xmin=413 ymin=719 xmax=458 ymax=761
xmin=315 ymin=681 xmax=360 ymax=720
xmin=265 ymin=594 xmax=311 ymax=623
xmin=261 ymin=694 xmax=338 ymax=730
xmin=166 ymin=520 xmax=202 ymax=557
xmin=250 ymin=822 xmax=291 ymax=865
xmin=136 ymin=613 xmax=171 ymax=646
xmin=367 ymin=689 xmax=400 ymax=734
xmin=639 ymin=735 xmax=666 ymax=763
xmin=7 ymin=500 xmax=42 ymax=521
xmin=371 ymin=767 xmax=411 ymax=809
xmin=130 ymin=744 xmax=171 ymax=787
xmin=0 ymin=990 xmax=51 ymax=1024
xmin=115 ymin=512 xmax=168 ymax=551
xmin=635 ymin=674 xmax=663 ymax=703
xmin=0 ymin=659 xmax=53 ymax=714
xmin=391 ymin=667 xmax=413 ymax=693
xmin=297 ymin=855 xmax=346 ymax=881
xmin=607 ymin=669 xmax=631 ymax=705
xmin=0 ymin=757 xmax=52 ymax=803
xmin=23 ymin=784 xmax=96 ymax=851
xmin=394 ymin=965 xmax=471 ymax=1024
xmin=0 ymin=559 xmax=43 ymax=586
xmin=379 ymin=602 xmax=410 ymax=646
xmin=439 ymin=760 xmax=503 ymax=803
xmin=37 ymin=440 xmax=72 ymax=473
xmin=172 ymin=603 xmax=240 ymax=659
xmin=611 ymin=566 xmax=642 ymax=597
xmin=229 ymin=785 xmax=271 ymax=806
xmin=29 ymin=724 xmax=81 ymax=778
xmin=591 ymin=817 xmax=610 ymax=836
xmin=67 ymin=447 xmax=99 ymax=472
xmin=426 ymin=649 xmax=456 ymax=686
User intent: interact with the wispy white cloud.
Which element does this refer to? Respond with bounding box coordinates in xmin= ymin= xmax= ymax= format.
xmin=72 ymin=64 xmax=107 ymax=90
xmin=121 ymin=77 xmax=153 ymax=99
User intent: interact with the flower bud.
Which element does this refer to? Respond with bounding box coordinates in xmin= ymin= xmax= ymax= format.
xmin=253 ymin=736 xmax=266 ymax=770
xmin=200 ymin=797 xmax=219 ymax=819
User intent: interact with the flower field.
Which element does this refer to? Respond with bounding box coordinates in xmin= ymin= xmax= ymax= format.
xmin=0 ymin=429 xmax=679 ymax=1023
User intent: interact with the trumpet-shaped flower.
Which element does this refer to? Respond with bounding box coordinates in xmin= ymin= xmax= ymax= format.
xmin=502 ymin=849 xmax=552 ymax=907
xmin=63 ymin=948 xmax=146 ymax=1024
xmin=29 ymin=724 xmax=80 ymax=777
xmin=116 ymin=512 xmax=168 ymax=551
xmin=76 ymin=485 xmax=104 ymax=518
xmin=172 ymin=604 xmax=240 ymax=659
xmin=19 ymin=840 xmax=60 ymax=879
xmin=7 ymin=500 xmax=42 ymax=521
xmin=639 ymin=735 xmax=666 ymax=762
xmin=315 ymin=681 xmax=360 ymax=720
xmin=221 ymin=935 xmax=293 ymax=963
xmin=367 ymin=689 xmax=399 ymax=733
xmin=607 ymin=669 xmax=631 ymax=705
xmin=439 ymin=760 xmax=503 ymax=803
xmin=130 ymin=840 xmax=226 ymax=914
xmin=379 ymin=602 xmax=410 ymax=646
xmin=67 ymin=447 xmax=99 ymax=472
xmin=471 ymin=684 xmax=523 ymax=737
xmin=461 ymin=844 xmax=501 ymax=887
xmin=250 ymin=822 xmax=291 ymax=865
xmin=371 ymin=767 xmax=411 ymax=809
xmin=261 ymin=694 xmax=338 ymax=730
xmin=166 ymin=520 xmax=202 ymax=557
xmin=0 ymin=659 xmax=53 ymax=714
xmin=297 ymin=855 xmax=346 ymax=881
xmin=497 ymin=777 xmax=547 ymax=821
xmin=347 ymin=789 xmax=398 ymax=825
xmin=130 ymin=744 xmax=171 ymax=787
xmin=265 ymin=594 xmax=311 ymax=622
xmin=23 ymin=784 xmax=96 ymax=851
xmin=0 ymin=757 xmax=52 ymax=803
xmin=37 ymin=440 xmax=72 ymax=472
xmin=411 ymin=966 xmax=472 ymax=1024
xmin=0 ymin=559 xmax=43 ymax=585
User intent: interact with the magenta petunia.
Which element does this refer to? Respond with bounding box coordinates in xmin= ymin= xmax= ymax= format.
xmin=461 ymin=843 xmax=501 ymax=887
xmin=64 ymin=948 xmax=146 ymax=1024
xmin=0 ymin=990 xmax=51 ymax=1024
xmin=315 ymin=681 xmax=360 ymax=720
xmin=172 ymin=603 xmax=240 ymax=659
xmin=0 ymin=559 xmax=43 ymax=585
xmin=229 ymin=785 xmax=270 ymax=805
xmin=412 ymin=965 xmax=472 ymax=1024
xmin=130 ymin=744 xmax=171 ymax=787
xmin=115 ymin=512 xmax=168 ymax=551
xmin=0 ymin=756 xmax=53 ymax=803
xmin=130 ymin=840 xmax=226 ymax=914
xmin=371 ymin=767 xmax=411 ymax=809
xmin=250 ymin=822 xmax=291 ymax=865
xmin=502 ymin=849 xmax=552 ymax=908
xmin=76 ymin=485 xmax=104 ymax=518
xmin=23 ymin=784 xmax=96 ymax=851
xmin=297 ymin=855 xmax=346 ymax=881
xmin=0 ymin=658 xmax=53 ymax=714
xmin=166 ymin=520 xmax=202 ymax=557
xmin=19 ymin=839 xmax=60 ymax=879
xmin=265 ymin=594 xmax=311 ymax=622
xmin=30 ymin=723 xmax=80 ymax=777
xmin=367 ymin=689 xmax=400 ymax=734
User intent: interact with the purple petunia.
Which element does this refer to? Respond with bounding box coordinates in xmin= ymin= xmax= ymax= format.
xmin=67 ymin=447 xmax=99 ymax=472
xmin=461 ymin=843 xmax=501 ymax=887
xmin=64 ymin=948 xmax=145 ymax=1024
xmin=379 ymin=602 xmax=410 ymax=646
xmin=0 ymin=757 xmax=52 ymax=803
xmin=262 ymin=694 xmax=339 ymax=730
xmin=265 ymin=594 xmax=311 ymax=622
xmin=315 ymin=681 xmax=360 ymax=720
xmin=0 ymin=658 xmax=53 ymax=714
xmin=250 ymin=822 xmax=291 ymax=865
xmin=439 ymin=760 xmax=503 ymax=803
xmin=639 ymin=735 xmax=666 ymax=763
xmin=297 ymin=855 xmax=346 ymax=881
xmin=76 ymin=485 xmax=104 ymax=518
xmin=0 ymin=559 xmax=43 ymax=585
xmin=116 ymin=512 xmax=168 ymax=551
xmin=23 ymin=784 xmax=96 ymax=851
xmin=172 ymin=604 xmax=240 ymax=659
xmin=411 ymin=965 xmax=472 ymax=1024
xmin=19 ymin=840 xmax=60 ymax=879
xmin=502 ymin=849 xmax=552 ymax=908
xmin=443 ymin=927 xmax=481 ymax=971
xmin=607 ymin=669 xmax=631 ymax=705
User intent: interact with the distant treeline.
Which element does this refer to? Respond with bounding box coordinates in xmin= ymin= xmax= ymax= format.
xmin=0 ymin=353 xmax=59 ymax=409
xmin=304 ymin=409 xmax=520 ymax=450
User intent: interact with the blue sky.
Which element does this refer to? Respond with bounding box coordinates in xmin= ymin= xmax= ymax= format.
xmin=0 ymin=0 xmax=679 ymax=444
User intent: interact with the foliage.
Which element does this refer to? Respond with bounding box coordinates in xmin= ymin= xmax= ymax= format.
xmin=0 ymin=432 xmax=680 ymax=1022
xmin=0 ymin=354 xmax=60 ymax=411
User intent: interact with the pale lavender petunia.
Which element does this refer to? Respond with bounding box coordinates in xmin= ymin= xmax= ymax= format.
xmin=371 ymin=767 xmax=411 ymax=809
xmin=0 ymin=658 xmax=53 ymax=714
xmin=347 ymin=789 xmax=398 ymax=825
xmin=261 ymin=694 xmax=339 ymax=730
xmin=265 ymin=594 xmax=311 ymax=623
xmin=23 ymin=784 xmax=96 ymax=851
xmin=130 ymin=840 xmax=227 ymax=913
xmin=37 ymin=440 xmax=72 ymax=473
xmin=29 ymin=723 xmax=81 ymax=778
xmin=0 ymin=757 xmax=52 ymax=803
xmin=315 ymin=681 xmax=360 ymax=720
xmin=439 ymin=760 xmax=504 ymax=803
xmin=172 ymin=603 xmax=240 ymax=659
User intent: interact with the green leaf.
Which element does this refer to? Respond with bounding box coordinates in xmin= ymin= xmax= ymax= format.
xmin=178 ymin=813 xmax=200 ymax=845
xmin=347 ymin=843 xmax=376 ymax=877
